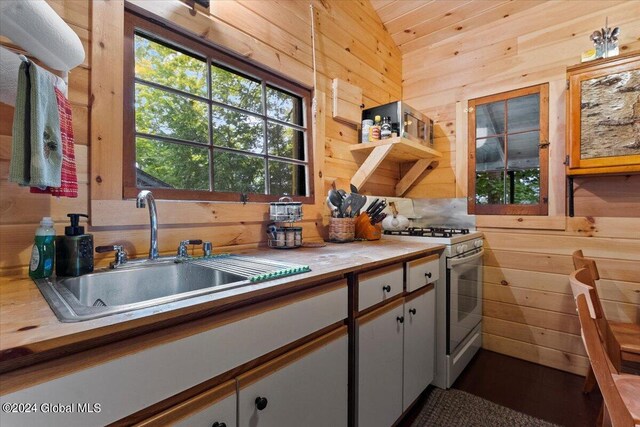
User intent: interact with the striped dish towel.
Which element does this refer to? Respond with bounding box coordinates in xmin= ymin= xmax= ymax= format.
xmin=31 ymin=87 xmax=78 ymax=198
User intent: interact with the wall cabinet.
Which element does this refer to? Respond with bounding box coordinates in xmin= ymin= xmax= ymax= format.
xmin=355 ymin=284 xmax=436 ymax=426
xmin=566 ymin=51 xmax=640 ymax=176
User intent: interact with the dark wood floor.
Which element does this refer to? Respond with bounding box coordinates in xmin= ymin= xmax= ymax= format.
xmin=401 ymin=349 xmax=602 ymax=427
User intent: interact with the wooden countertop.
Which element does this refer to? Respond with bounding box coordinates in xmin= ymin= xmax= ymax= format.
xmin=0 ymin=240 xmax=443 ymax=372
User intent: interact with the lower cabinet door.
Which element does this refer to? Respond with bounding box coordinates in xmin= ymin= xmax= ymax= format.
xmin=356 ymin=299 xmax=404 ymax=427
xmin=403 ymin=286 xmax=436 ymax=411
xmin=237 ymin=327 xmax=348 ymax=427
xmin=135 ymin=380 xmax=236 ymax=427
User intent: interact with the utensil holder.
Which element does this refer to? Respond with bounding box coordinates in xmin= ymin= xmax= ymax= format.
xmin=329 ymin=217 xmax=355 ymax=243
xmin=354 ymin=213 xmax=381 ymax=240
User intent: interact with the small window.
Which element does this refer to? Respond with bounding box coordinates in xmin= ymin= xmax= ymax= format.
xmin=468 ymin=84 xmax=549 ymax=215
xmin=123 ymin=12 xmax=313 ymax=203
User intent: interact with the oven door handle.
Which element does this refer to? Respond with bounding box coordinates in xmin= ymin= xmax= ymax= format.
xmin=447 ymin=248 xmax=484 ymax=268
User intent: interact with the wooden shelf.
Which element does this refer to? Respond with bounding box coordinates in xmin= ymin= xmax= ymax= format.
xmin=349 ymin=137 xmax=442 ymax=196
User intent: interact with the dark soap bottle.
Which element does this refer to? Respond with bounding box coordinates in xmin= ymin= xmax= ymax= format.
xmin=56 ymin=213 xmax=94 ymax=277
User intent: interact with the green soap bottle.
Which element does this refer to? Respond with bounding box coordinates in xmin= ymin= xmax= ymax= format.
xmin=29 ymin=217 xmax=56 ymax=279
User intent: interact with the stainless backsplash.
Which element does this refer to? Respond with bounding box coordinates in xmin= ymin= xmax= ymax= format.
xmin=409 ymin=198 xmax=476 ymax=229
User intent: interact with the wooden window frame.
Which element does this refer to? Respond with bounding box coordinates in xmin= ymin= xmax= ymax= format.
xmin=468 ymin=83 xmax=549 ymax=216
xmin=123 ymin=9 xmax=314 ymax=204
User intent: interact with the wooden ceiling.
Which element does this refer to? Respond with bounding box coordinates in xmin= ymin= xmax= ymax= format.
xmin=371 ymin=0 xmax=546 ymax=54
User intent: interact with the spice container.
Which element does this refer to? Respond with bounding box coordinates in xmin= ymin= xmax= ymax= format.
xmin=267 ymin=197 xmax=304 ymax=249
xmin=269 ymin=196 xmax=302 ymax=222
xmin=369 ymin=115 xmax=381 ymax=141
xmin=361 ymin=119 xmax=373 ymax=143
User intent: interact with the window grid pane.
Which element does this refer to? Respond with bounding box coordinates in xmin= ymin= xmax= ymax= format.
xmin=475 ymin=92 xmax=541 ymax=206
xmin=134 ymin=30 xmax=309 ymax=197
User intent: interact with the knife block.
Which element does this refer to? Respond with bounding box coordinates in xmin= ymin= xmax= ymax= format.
xmin=354 ymin=213 xmax=381 ymax=240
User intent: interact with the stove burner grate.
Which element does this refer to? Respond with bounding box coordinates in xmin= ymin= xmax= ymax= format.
xmin=383 ymin=226 xmax=470 ymax=238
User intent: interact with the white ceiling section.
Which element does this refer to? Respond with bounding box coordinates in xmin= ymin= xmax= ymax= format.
xmin=371 ymin=0 xmax=546 ymax=55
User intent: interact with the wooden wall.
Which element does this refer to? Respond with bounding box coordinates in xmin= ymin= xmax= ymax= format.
xmin=0 ymin=0 xmax=402 ymax=277
xmin=400 ymin=1 xmax=640 ymax=374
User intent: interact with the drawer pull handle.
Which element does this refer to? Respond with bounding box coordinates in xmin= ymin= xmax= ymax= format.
xmin=382 ymin=285 xmax=391 ymax=293
xmin=255 ymin=396 xmax=268 ymax=411
xmin=396 ymin=316 xmax=404 ymax=324
xmin=212 ymin=423 xmax=227 ymax=427
xmin=409 ymin=308 xmax=417 ymax=315
xmin=425 ymin=272 xmax=432 ymax=279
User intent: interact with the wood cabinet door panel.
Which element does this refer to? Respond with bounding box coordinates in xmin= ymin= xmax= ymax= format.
xmin=567 ymin=52 xmax=640 ymax=175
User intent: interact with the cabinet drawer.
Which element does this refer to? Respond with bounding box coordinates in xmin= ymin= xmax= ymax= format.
xmin=237 ymin=327 xmax=348 ymax=427
xmin=1 ymin=281 xmax=347 ymax=427
xmin=406 ymin=254 xmax=439 ymax=293
xmin=358 ymin=264 xmax=403 ymax=311
xmin=135 ymin=380 xmax=236 ymax=427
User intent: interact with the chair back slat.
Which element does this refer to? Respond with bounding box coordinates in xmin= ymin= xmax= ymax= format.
xmin=569 ymin=268 xmax=604 ymax=319
xmin=572 ymin=249 xmax=601 ymax=280
xmin=576 ymin=294 xmax=635 ymax=427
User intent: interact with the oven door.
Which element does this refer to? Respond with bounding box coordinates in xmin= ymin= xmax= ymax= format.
xmin=447 ymin=248 xmax=484 ymax=355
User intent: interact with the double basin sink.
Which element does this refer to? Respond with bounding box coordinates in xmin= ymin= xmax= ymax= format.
xmin=34 ymin=256 xmax=302 ymax=322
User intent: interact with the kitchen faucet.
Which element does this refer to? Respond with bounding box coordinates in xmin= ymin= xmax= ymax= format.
xmin=136 ymin=190 xmax=159 ymax=260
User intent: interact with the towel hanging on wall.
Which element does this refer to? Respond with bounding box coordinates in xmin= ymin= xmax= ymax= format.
xmin=30 ymin=87 xmax=78 ymax=198
xmin=9 ymin=61 xmax=63 ymax=188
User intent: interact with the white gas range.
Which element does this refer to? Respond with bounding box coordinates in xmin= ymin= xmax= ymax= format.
xmin=383 ymin=226 xmax=484 ymax=389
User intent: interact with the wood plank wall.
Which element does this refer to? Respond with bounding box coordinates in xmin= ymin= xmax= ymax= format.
xmin=0 ymin=0 xmax=402 ymax=277
xmin=401 ymin=1 xmax=640 ymax=375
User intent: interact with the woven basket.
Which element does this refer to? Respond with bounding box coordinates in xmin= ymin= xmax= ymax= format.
xmin=329 ymin=217 xmax=355 ymax=242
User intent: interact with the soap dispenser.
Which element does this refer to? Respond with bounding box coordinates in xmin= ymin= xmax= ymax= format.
xmin=56 ymin=213 xmax=94 ymax=277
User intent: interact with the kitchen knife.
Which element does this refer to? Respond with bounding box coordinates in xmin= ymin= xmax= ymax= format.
xmin=365 ymin=198 xmax=379 ymax=215
xmin=371 ymin=213 xmax=387 ymax=225
xmin=369 ymin=200 xmax=387 ymax=220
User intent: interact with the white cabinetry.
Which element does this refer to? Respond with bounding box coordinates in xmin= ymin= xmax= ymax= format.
xmin=1 ymin=281 xmax=347 ymax=427
xmin=134 ymin=380 xmax=237 ymax=427
xmin=406 ymin=254 xmax=439 ymax=293
xmin=358 ymin=264 xmax=403 ymax=311
xmin=237 ymin=327 xmax=348 ymax=427
xmin=356 ymin=299 xmax=405 ymax=427
xmin=355 ymin=261 xmax=436 ymax=427
xmin=403 ymin=287 xmax=436 ymax=411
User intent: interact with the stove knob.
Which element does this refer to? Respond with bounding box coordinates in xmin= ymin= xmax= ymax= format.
xmin=461 ymin=244 xmax=468 ymax=253
xmin=474 ymin=240 xmax=483 ymax=248
xmin=456 ymin=245 xmax=464 ymax=254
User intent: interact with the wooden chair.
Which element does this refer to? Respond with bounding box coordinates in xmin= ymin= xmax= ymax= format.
xmin=572 ymin=250 xmax=640 ymax=393
xmin=572 ymin=269 xmax=640 ymax=427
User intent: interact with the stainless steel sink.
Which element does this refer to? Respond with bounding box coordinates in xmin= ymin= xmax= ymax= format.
xmin=34 ymin=261 xmax=249 ymax=322
xmin=34 ymin=254 xmax=311 ymax=322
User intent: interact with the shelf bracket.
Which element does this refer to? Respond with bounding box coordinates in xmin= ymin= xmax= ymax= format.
xmin=394 ymin=158 xmax=435 ymax=196
xmin=350 ymin=144 xmax=394 ymax=192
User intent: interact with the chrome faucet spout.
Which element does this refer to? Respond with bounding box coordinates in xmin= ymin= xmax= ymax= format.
xmin=136 ymin=190 xmax=159 ymax=260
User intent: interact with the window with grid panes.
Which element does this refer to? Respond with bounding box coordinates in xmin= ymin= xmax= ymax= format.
xmin=123 ymin=12 xmax=313 ymax=203
xmin=468 ymin=84 xmax=549 ymax=215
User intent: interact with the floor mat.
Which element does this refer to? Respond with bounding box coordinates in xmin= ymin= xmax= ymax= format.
xmin=411 ymin=388 xmax=561 ymax=427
